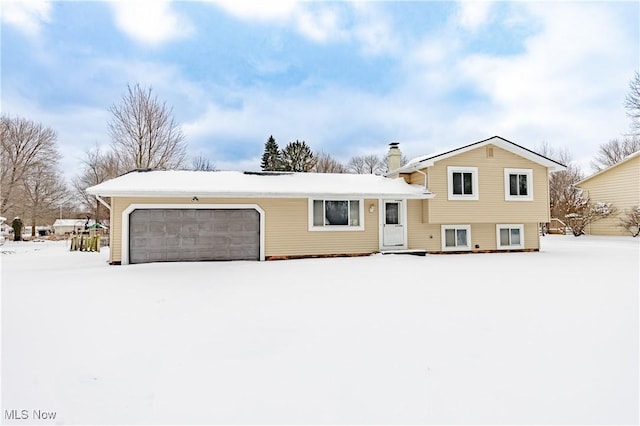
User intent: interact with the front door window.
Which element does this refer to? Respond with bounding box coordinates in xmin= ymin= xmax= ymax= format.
xmin=385 ymin=202 xmax=399 ymax=225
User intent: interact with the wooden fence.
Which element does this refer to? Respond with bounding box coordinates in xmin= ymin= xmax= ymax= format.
xmin=70 ymin=235 xmax=100 ymax=252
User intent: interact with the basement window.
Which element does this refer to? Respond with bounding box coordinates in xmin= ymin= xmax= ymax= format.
xmin=441 ymin=225 xmax=471 ymax=251
xmin=496 ymin=224 xmax=524 ymax=249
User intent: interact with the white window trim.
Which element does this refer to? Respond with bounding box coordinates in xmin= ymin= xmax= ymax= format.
xmin=121 ymin=203 xmax=266 ymax=265
xmin=504 ymin=168 xmax=533 ymax=201
xmin=441 ymin=224 xmax=472 ymax=251
xmin=447 ymin=166 xmax=479 ymax=200
xmin=308 ymin=198 xmax=365 ymax=232
xmin=496 ymin=224 xmax=525 ymax=250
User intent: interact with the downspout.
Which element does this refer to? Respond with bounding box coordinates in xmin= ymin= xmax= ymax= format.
xmin=414 ymin=169 xmax=429 ymax=225
xmin=415 ymin=169 xmax=428 ymax=190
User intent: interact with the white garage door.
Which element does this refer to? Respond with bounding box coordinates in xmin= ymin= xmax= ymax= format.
xmin=129 ymin=209 xmax=260 ymax=264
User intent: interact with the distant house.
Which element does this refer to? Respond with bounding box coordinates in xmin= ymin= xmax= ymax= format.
xmin=87 ymin=136 xmax=566 ymax=265
xmin=575 ymin=151 xmax=640 ymax=236
xmin=52 ymin=219 xmax=92 ymax=235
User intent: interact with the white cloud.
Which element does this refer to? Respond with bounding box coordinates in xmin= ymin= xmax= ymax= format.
xmin=453 ymin=2 xmax=633 ymax=161
xmin=351 ymin=3 xmax=398 ymax=56
xmin=212 ymin=1 xmax=346 ymax=44
xmin=1 ymin=0 xmax=52 ymax=37
xmin=295 ymin=6 xmax=345 ymax=43
xmin=210 ymin=0 xmax=297 ymax=21
xmin=210 ymin=1 xmax=396 ymax=54
xmin=109 ymin=0 xmax=192 ymax=45
xmin=374 ymin=2 xmax=634 ymax=169
xmin=456 ymin=0 xmax=493 ymax=32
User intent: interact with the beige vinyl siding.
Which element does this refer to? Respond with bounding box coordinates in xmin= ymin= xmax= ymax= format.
xmin=579 ymin=154 xmax=640 ymax=236
xmin=417 ymin=144 xmax=551 ymax=224
xmin=109 ymin=197 xmax=380 ymax=263
xmin=407 ymin=199 xmax=441 ymax=250
xmin=408 ymin=171 xmax=428 ymax=186
xmin=406 ymin=200 xmax=540 ymax=251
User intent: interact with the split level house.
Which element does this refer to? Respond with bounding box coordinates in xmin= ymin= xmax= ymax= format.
xmin=86 ymin=136 xmax=566 ymax=265
xmin=574 ymin=151 xmax=640 ymax=236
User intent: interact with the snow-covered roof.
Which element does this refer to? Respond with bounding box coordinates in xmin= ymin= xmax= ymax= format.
xmin=86 ymin=170 xmax=434 ymax=199
xmin=53 ymin=219 xmax=90 ymax=228
xmin=390 ymin=136 xmax=567 ymax=175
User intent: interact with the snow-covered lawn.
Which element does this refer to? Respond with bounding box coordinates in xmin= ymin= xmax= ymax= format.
xmin=1 ymin=236 xmax=638 ymax=424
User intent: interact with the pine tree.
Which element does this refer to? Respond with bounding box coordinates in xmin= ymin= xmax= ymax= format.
xmin=260 ymin=135 xmax=282 ymax=171
xmin=281 ymin=140 xmax=316 ymax=172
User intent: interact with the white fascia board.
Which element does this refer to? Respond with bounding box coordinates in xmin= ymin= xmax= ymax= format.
xmin=392 ymin=136 xmax=567 ymax=174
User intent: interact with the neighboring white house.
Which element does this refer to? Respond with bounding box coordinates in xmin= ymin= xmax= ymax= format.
xmin=52 ymin=219 xmax=93 ymax=235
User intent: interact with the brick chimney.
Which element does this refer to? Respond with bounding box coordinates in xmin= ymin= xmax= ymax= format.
xmin=387 ymin=142 xmax=402 ymax=172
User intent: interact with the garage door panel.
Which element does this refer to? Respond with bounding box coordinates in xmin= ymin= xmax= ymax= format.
xmin=129 ymin=208 xmax=260 ymax=264
xmin=149 ymin=210 xmax=165 ymax=221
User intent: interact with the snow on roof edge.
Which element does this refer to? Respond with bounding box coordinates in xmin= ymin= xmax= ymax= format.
xmin=86 ymin=170 xmax=434 ymax=199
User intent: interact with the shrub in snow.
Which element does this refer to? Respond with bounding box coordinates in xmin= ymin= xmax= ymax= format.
xmin=619 ymin=206 xmax=640 ymax=237
xmin=11 ymin=217 xmax=23 ymax=242
xmin=563 ymin=198 xmax=617 ymax=236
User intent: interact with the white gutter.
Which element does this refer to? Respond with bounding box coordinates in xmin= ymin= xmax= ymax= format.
xmin=87 ymin=190 xmax=434 ymax=200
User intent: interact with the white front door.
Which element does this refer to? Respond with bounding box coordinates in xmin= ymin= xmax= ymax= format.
xmin=382 ymin=200 xmax=404 ymax=247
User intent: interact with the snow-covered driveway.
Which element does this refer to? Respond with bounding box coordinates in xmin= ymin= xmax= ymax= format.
xmin=2 ymin=236 xmax=638 ymax=424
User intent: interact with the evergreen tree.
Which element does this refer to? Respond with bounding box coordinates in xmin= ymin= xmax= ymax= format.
xmin=281 ymin=140 xmax=316 ymax=172
xmin=260 ymin=135 xmax=282 ymax=171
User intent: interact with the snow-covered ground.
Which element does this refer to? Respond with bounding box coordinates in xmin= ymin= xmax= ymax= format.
xmin=1 ymin=236 xmax=638 ymax=425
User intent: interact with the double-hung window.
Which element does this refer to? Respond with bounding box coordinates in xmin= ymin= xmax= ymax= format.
xmin=447 ymin=166 xmax=478 ymax=200
xmin=309 ymin=199 xmax=363 ymax=231
xmin=496 ymin=224 xmax=524 ymax=249
xmin=504 ymin=168 xmax=533 ymax=201
xmin=441 ymin=225 xmax=471 ymax=251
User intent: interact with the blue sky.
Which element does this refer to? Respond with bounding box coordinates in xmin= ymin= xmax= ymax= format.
xmin=2 ymin=1 xmax=638 ymax=178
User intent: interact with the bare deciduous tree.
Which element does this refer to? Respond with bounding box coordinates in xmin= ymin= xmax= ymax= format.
xmin=625 ymin=71 xmax=640 ymax=135
xmin=591 ymin=137 xmax=640 ymax=172
xmin=549 ymin=164 xmax=584 ymax=220
xmin=23 ymin=163 xmax=69 ymax=237
xmin=191 ymin=154 xmax=216 ymax=171
xmin=347 ymin=154 xmax=385 ymax=174
xmin=109 ymin=83 xmax=187 ymax=171
xmin=537 ymin=143 xmax=584 ymax=220
xmin=0 ymin=115 xmax=59 ymax=217
xmin=312 ymin=151 xmax=346 ymax=173
xmin=72 ymin=145 xmax=121 ymax=222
